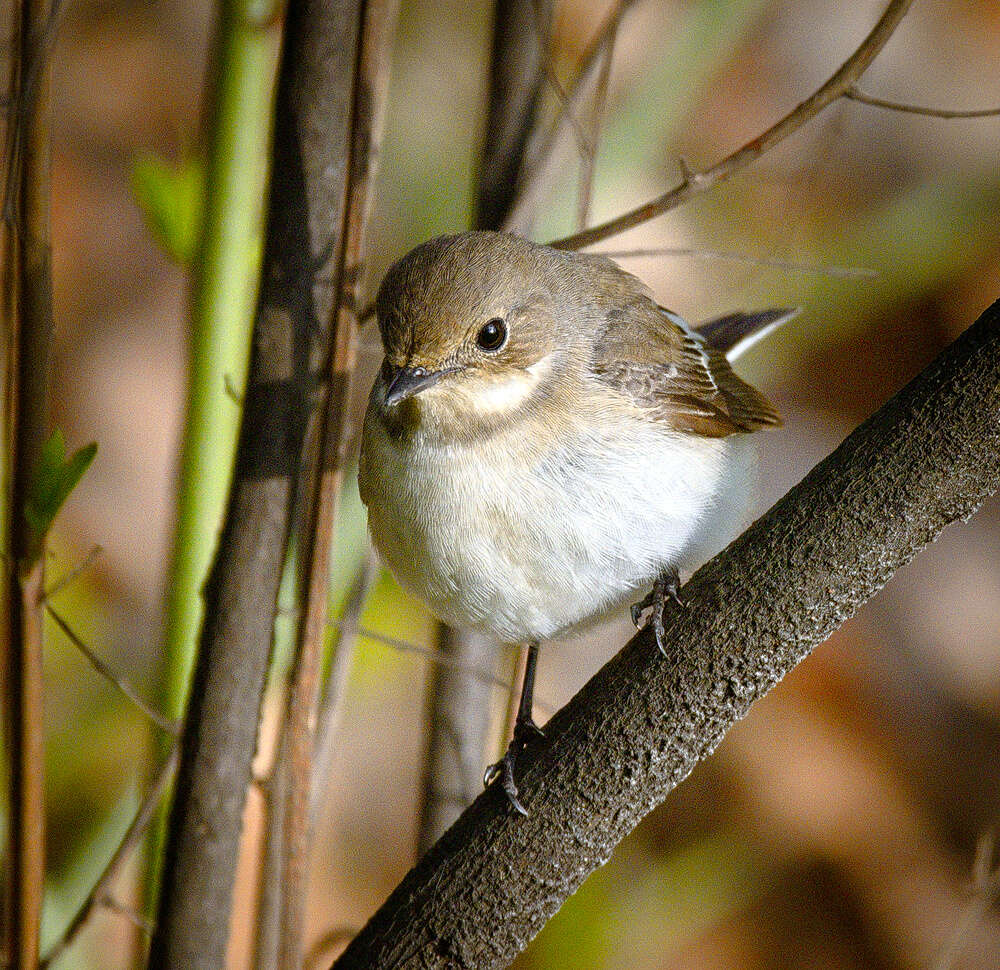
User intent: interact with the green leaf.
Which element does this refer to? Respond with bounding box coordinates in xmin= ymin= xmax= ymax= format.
xmin=24 ymin=430 xmax=97 ymax=563
xmin=131 ymin=153 xmax=205 ymax=265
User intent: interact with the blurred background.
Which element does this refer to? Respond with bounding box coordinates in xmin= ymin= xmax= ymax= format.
xmin=17 ymin=0 xmax=1000 ymax=967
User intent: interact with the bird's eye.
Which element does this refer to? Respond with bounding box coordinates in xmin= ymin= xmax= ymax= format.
xmin=476 ymin=317 xmax=507 ymax=352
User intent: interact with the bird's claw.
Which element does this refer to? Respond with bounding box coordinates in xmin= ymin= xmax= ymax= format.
xmin=484 ymin=745 xmax=529 ymax=816
xmin=483 ymin=715 xmax=543 ymax=816
xmin=631 ymin=570 xmax=685 ymax=657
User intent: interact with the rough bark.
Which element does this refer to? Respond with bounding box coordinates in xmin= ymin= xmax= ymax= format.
xmin=147 ymin=2 xmax=365 ymax=967
xmin=332 ymin=301 xmax=1000 ymax=970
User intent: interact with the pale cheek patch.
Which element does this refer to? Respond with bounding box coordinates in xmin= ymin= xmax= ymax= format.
xmin=430 ymin=355 xmax=553 ymax=416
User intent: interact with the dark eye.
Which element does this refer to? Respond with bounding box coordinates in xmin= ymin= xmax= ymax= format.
xmin=476 ymin=317 xmax=507 ymax=352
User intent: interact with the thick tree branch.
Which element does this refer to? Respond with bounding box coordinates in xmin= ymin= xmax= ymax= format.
xmin=332 ymin=301 xmax=1000 ymax=970
xmin=549 ymin=0 xmax=914 ymax=250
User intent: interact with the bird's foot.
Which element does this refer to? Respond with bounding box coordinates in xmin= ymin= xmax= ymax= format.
xmin=631 ymin=568 xmax=685 ymax=657
xmin=483 ymin=716 xmax=545 ymax=816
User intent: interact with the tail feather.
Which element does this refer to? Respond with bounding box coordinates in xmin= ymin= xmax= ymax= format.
xmin=696 ymin=308 xmax=801 ymax=361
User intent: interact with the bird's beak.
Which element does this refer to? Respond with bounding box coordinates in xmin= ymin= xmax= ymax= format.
xmin=383 ymin=364 xmax=453 ymax=407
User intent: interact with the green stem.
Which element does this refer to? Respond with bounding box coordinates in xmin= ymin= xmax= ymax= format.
xmin=159 ymin=0 xmax=283 ymax=728
xmin=148 ymin=0 xmax=283 ymax=918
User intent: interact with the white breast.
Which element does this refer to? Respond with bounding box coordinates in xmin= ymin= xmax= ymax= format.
xmin=359 ymin=403 xmax=752 ymax=644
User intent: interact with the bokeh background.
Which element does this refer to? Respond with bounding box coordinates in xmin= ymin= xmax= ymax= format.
xmin=16 ymin=0 xmax=1000 ymax=967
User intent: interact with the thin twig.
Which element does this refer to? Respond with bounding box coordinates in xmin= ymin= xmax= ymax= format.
xmin=40 ymin=741 xmax=180 ymax=969
xmin=42 ymin=544 xmax=103 ymax=600
xmin=596 ymin=246 xmax=877 ymax=279
xmin=309 ymin=555 xmax=378 ymax=824
xmin=99 ymin=897 xmax=155 ymax=937
xmin=549 ymin=0 xmax=915 ymax=250
xmin=343 ymin=622 xmax=529 ymax=698
xmin=845 ymin=85 xmax=1000 ymax=119
xmin=46 ymin=604 xmax=179 ymax=736
xmin=575 ymin=7 xmax=617 ymax=231
xmin=508 ymin=0 xmax=639 ymax=231
xmin=277 ymin=2 xmax=399 ymax=966
xmin=531 ymin=2 xmax=593 ymax=165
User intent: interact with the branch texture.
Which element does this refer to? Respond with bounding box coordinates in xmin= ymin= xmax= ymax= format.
xmin=332 ymin=301 xmax=1000 ymax=970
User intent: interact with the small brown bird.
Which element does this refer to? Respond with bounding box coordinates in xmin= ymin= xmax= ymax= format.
xmin=359 ymin=231 xmax=791 ymax=812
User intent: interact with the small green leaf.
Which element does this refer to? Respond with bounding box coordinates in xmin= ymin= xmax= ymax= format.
xmin=131 ymin=153 xmax=205 ymax=265
xmin=24 ymin=430 xmax=97 ymax=563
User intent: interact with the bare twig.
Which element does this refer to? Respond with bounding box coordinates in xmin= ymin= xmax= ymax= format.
xmin=46 ymin=604 xmax=179 ymax=736
xmin=276 ymin=2 xmax=398 ymax=966
xmin=596 ymin=246 xmax=877 ymax=279
xmin=531 ymin=2 xmax=592 ymax=167
xmin=932 ymin=830 xmax=1000 ymax=970
xmin=845 ymin=85 xmax=1000 ymax=119
xmin=40 ymin=741 xmax=180 ymax=969
xmin=549 ymin=0 xmax=915 ymax=250
xmin=99 ymin=897 xmax=155 ymax=937
xmin=309 ymin=555 xmax=378 ymax=824
xmin=507 ymin=0 xmax=639 ymax=231
xmin=341 ymin=622 xmax=525 ymax=697
xmin=575 ymin=9 xmax=618 ymax=230
xmin=331 ymin=298 xmax=1000 ymax=970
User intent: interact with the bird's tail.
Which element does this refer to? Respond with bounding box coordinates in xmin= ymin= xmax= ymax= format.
xmin=696 ymin=308 xmax=801 ymax=362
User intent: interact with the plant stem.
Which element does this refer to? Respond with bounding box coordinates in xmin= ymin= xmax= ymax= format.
xmin=2 ymin=0 xmax=54 ymax=965
xmin=275 ymin=1 xmax=399 ymax=964
xmin=147 ymin=0 xmax=283 ymax=923
xmin=157 ymin=0 xmax=284 ymax=732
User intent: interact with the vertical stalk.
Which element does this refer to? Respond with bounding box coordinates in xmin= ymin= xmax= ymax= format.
xmin=2 ymin=1 xmax=53 ymax=967
xmin=275 ymin=2 xmax=399 ymax=965
xmin=147 ymin=0 xmax=284 ymax=953
xmin=157 ymin=0 xmax=284 ymax=733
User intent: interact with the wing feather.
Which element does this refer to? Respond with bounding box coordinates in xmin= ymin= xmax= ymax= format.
xmin=592 ymin=300 xmax=781 ymax=438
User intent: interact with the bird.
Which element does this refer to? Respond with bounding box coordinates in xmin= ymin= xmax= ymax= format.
xmin=358 ymin=230 xmax=793 ymax=814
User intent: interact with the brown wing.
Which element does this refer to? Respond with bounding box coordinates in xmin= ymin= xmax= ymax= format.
xmin=593 ymin=299 xmax=781 ymax=438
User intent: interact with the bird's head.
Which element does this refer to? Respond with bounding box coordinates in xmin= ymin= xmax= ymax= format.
xmin=371 ymin=231 xmax=603 ymax=443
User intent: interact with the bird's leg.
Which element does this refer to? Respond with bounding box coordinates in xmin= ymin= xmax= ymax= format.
xmin=483 ymin=640 xmax=544 ymax=815
xmin=631 ymin=566 xmax=685 ymax=657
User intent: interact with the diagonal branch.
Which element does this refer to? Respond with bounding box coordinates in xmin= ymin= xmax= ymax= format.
xmin=507 ymin=0 xmax=638 ymax=232
xmin=330 ymin=300 xmax=1000 ymax=970
xmin=46 ymin=605 xmax=178 ymax=736
xmin=549 ymin=0 xmax=914 ymax=250
xmin=39 ymin=742 xmax=180 ymax=969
